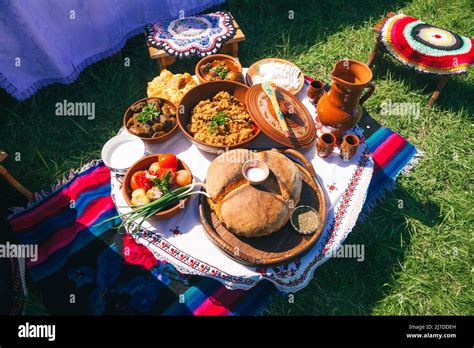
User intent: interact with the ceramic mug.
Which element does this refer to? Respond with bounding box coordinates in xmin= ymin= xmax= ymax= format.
xmin=340 ymin=134 xmax=360 ymax=161
xmin=307 ymin=80 xmax=325 ymax=106
xmin=316 ymin=132 xmax=336 ymax=158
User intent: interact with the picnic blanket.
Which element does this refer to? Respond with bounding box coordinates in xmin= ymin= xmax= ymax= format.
xmin=6 ymin=115 xmax=420 ymax=315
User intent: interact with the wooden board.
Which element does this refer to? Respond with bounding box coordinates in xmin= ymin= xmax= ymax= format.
xmin=198 ymin=150 xmax=327 ymax=266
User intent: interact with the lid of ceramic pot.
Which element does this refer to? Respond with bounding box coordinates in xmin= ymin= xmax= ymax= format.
xmin=245 ymin=84 xmax=316 ymax=148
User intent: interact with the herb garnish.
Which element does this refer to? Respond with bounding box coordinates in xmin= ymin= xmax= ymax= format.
xmin=208 ymin=111 xmax=230 ymax=133
xmin=152 ymin=169 xmax=172 ymax=194
xmin=210 ymin=65 xmax=229 ymax=80
xmin=136 ymin=102 xmax=161 ymax=123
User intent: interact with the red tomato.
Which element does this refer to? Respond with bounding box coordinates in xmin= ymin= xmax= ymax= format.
xmin=130 ymin=171 xmax=153 ymax=190
xmin=158 ymin=154 xmax=178 ymax=170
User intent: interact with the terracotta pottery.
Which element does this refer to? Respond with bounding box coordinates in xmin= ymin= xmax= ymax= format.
xmin=340 ymin=134 xmax=360 ymax=161
xmin=195 ymin=54 xmax=243 ymax=84
xmin=122 ymin=155 xmax=192 ymax=220
xmin=124 ymin=97 xmax=179 ymax=144
xmin=246 ymin=84 xmax=316 ymax=149
xmin=316 ymin=59 xmax=375 ymax=139
xmin=177 ymin=80 xmax=260 ymax=154
xmin=307 ymin=80 xmax=325 ymax=106
xmin=316 ymin=132 xmax=336 ymax=158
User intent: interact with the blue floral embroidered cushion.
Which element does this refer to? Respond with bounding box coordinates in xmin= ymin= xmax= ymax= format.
xmin=145 ymin=11 xmax=237 ymax=58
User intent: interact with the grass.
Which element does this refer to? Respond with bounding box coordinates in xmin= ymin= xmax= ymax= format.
xmin=1 ymin=0 xmax=472 ymax=315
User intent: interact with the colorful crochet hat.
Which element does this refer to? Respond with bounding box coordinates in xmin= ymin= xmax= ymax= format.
xmin=145 ymin=11 xmax=236 ymax=59
xmin=380 ymin=14 xmax=474 ymax=75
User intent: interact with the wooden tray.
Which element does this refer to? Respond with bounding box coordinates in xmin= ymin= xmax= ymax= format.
xmin=198 ymin=148 xmax=327 ymax=266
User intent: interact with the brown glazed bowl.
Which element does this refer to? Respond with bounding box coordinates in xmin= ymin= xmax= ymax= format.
xmin=177 ymin=80 xmax=260 ymax=154
xmin=195 ymin=54 xmax=243 ymax=84
xmin=122 ymin=154 xmax=192 ymax=220
xmin=124 ymin=97 xmax=179 ymax=144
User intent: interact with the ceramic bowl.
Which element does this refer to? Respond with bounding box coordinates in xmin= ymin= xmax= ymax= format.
xmin=122 ymin=154 xmax=192 ymax=220
xmin=101 ymin=133 xmax=145 ymax=175
xmin=177 ymin=80 xmax=260 ymax=154
xmin=195 ymin=54 xmax=243 ymax=84
xmin=123 ymin=97 xmax=179 ymax=143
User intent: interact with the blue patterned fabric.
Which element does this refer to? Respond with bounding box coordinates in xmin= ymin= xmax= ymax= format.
xmin=145 ymin=11 xmax=236 ymax=58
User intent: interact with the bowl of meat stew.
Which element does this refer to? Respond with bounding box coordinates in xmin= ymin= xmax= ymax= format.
xmin=123 ymin=97 xmax=178 ymax=143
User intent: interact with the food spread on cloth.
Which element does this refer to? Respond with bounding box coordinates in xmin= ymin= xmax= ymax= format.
xmin=104 ymin=52 xmax=374 ymax=290
xmin=205 ymin=149 xmax=302 ymax=237
xmin=147 ymin=69 xmax=197 ymax=105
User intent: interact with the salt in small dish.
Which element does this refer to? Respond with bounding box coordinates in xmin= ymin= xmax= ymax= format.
xmin=290 ymin=205 xmax=321 ymax=235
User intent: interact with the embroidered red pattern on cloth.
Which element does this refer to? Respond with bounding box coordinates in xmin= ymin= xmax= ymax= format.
xmin=126 ymin=144 xmax=372 ymax=289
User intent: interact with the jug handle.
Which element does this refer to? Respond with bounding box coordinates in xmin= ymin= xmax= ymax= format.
xmin=359 ymin=82 xmax=375 ymax=106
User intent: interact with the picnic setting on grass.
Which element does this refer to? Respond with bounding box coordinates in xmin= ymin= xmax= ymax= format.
xmin=0 ymin=0 xmax=472 ymax=321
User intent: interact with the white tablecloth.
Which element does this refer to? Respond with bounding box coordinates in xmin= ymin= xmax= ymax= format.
xmin=111 ymin=79 xmax=374 ymax=292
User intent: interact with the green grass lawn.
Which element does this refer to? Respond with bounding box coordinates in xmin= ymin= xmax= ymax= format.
xmin=1 ymin=0 xmax=472 ymax=315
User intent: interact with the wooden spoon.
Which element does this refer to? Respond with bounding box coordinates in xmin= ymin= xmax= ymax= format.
xmin=262 ymin=81 xmax=291 ymax=138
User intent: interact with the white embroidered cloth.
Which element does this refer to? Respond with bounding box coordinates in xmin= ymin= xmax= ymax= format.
xmin=111 ymin=79 xmax=374 ymax=292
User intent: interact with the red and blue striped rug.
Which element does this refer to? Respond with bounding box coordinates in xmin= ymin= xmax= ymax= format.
xmin=7 ymin=123 xmax=420 ymax=315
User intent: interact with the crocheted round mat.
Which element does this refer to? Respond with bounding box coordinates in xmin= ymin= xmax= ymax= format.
xmin=380 ymin=14 xmax=473 ymax=75
xmin=145 ymin=11 xmax=236 ymax=59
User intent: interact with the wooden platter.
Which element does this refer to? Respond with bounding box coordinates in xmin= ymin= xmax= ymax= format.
xmin=198 ymin=148 xmax=327 ymax=266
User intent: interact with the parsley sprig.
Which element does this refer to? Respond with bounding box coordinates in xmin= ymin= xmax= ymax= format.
xmin=152 ymin=170 xmax=172 ymax=194
xmin=208 ymin=111 xmax=230 ymax=133
xmin=210 ymin=65 xmax=228 ymax=80
xmin=135 ymin=102 xmax=161 ymax=123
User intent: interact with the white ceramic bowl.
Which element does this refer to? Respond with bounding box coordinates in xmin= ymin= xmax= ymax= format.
xmin=101 ymin=133 xmax=145 ymax=174
xmin=242 ymin=159 xmax=270 ymax=185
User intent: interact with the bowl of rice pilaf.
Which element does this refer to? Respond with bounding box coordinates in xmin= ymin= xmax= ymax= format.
xmin=177 ymin=81 xmax=260 ymax=154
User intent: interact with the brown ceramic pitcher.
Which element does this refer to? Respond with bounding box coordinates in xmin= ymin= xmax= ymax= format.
xmin=316 ymin=59 xmax=375 ymax=139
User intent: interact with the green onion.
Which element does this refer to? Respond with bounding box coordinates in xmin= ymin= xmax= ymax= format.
xmin=98 ymin=182 xmax=209 ymax=231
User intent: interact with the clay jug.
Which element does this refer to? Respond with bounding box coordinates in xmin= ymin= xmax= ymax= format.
xmin=316 ymin=59 xmax=375 ymax=139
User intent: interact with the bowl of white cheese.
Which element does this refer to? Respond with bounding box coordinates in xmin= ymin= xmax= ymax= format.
xmin=101 ymin=133 xmax=145 ymax=174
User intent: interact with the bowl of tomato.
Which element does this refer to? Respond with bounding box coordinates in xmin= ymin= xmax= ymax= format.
xmin=122 ymin=153 xmax=193 ymax=220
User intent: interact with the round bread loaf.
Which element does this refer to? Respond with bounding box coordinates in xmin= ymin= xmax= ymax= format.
xmin=206 ymin=149 xmax=302 ymax=237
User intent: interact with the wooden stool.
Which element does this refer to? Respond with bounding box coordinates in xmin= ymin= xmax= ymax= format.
xmin=367 ymin=12 xmax=450 ymax=107
xmin=0 ymin=150 xmax=33 ymax=201
xmin=147 ymin=14 xmax=246 ymax=71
